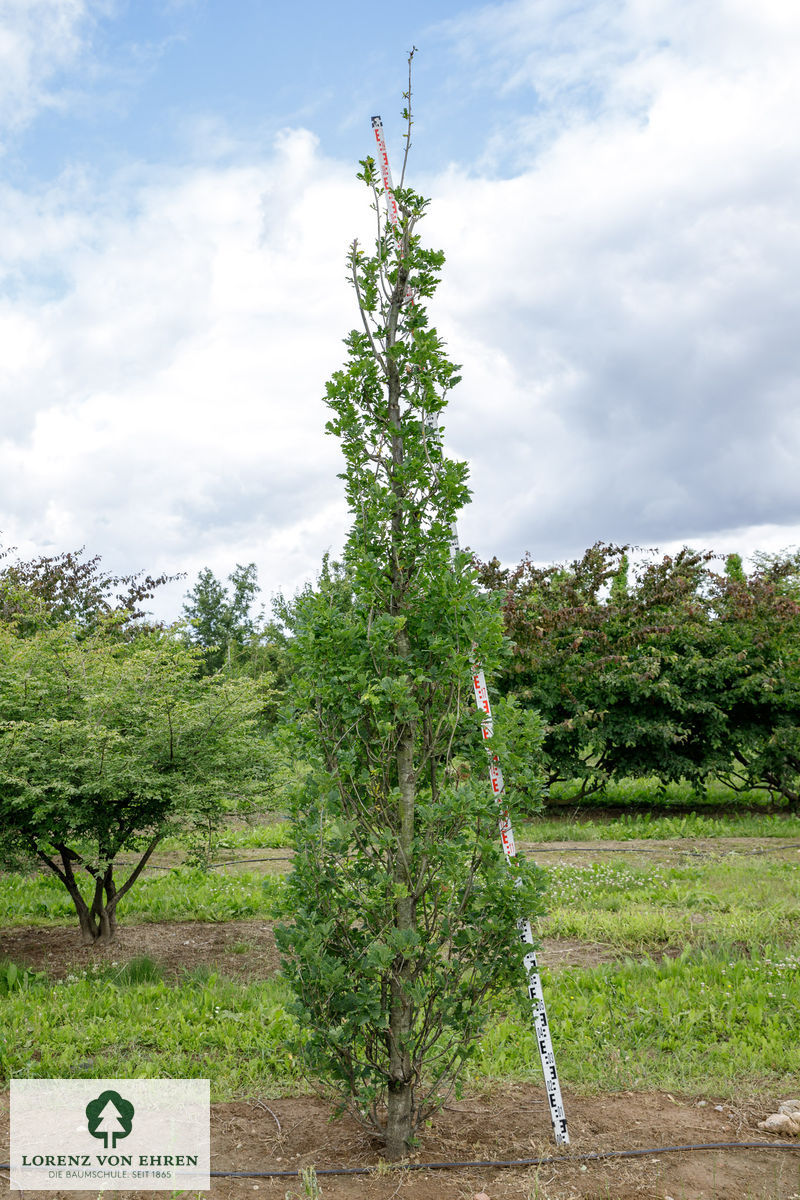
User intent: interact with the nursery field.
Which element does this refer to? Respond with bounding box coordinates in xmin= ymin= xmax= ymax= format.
xmin=2 ymin=810 xmax=800 ymax=1200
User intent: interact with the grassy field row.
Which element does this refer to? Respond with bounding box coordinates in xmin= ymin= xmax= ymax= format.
xmin=172 ymin=808 xmax=800 ymax=854
xmin=2 ymin=811 xmax=799 ymax=1104
xmin=546 ymin=776 xmax=794 ymax=812
xmin=2 ymin=946 xmax=798 ymax=1100
xmin=3 ymin=838 xmax=799 ymax=934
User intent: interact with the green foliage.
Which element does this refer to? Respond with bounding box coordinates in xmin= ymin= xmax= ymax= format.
xmin=479 ymin=543 xmax=800 ymax=809
xmin=0 ymin=960 xmax=44 ymax=993
xmin=0 ymin=544 xmax=177 ymax=635
xmin=475 ymin=947 xmax=800 ymax=1093
xmin=181 ymin=562 xmax=291 ymax=729
xmin=0 ymin=618 xmax=266 ymax=940
xmin=0 ymin=968 xmax=302 ymax=1098
xmin=276 ymin=75 xmax=545 ymax=1158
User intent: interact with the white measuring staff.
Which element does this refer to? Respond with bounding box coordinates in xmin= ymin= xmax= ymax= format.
xmin=370 ymin=114 xmax=570 ymax=1146
xmin=471 ymin=667 xmax=570 ymax=1145
xmin=371 ymin=116 xmax=400 ymax=228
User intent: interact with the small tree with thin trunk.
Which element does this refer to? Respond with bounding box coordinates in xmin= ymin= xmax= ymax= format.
xmin=276 ymin=61 xmax=545 ymax=1161
xmin=0 ymin=617 xmax=263 ymax=943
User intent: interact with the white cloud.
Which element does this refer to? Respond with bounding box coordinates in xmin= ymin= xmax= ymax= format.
xmin=425 ymin=0 xmax=800 ymax=564
xmin=0 ymin=130 xmax=374 ymax=608
xmin=0 ymin=0 xmax=97 ymax=141
xmin=2 ymin=0 xmax=800 ymax=618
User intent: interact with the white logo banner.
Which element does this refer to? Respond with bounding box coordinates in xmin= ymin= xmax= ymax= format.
xmin=11 ymin=1079 xmax=210 ymax=1190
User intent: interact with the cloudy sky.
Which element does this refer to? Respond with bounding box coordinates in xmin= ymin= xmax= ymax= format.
xmin=1 ymin=0 xmax=799 ymax=619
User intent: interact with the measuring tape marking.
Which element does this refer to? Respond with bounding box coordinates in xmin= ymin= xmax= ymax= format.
xmin=371 ymin=116 xmax=400 ymax=228
xmin=471 ymin=666 xmax=570 ymax=1145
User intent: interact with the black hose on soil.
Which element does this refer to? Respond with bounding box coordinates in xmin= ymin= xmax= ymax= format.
xmin=207 ymin=1141 xmax=800 ymax=1178
xmin=4 ymin=1140 xmax=799 ymax=1180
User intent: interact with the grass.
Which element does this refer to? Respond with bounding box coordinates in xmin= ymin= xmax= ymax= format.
xmin=0 ymin=962 xmax=302 ymax=1099
xmin=546 ymin=776 xmax=788 ymax=812
xmin=521 ymin=810 xmax=800 ymax=841
xmin=473 ymin=945 xmax=800 ymax=1095
xmin=160 ymin=820 xmax=293 ymax=853
xmin=213 ymin=822 xmax=293 ymax=850
xmin=539 ymin=856 xmax=800 ymax=949
xmin=2 ymin=944 xmax=798 ymax=1100
xmin=2 ymin=801 xmax=799 ymax=1104
xmin=0 ymin=867 xmax=286 ymax=926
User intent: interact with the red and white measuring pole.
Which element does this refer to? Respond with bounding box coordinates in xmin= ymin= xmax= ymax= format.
xmin=371 ymin=116 xmax=400 ymax=228
xmin=471 ymin=668 xmax=569 ymax=1145
xmin=371 ymin=115 xmax=569 ymax=1147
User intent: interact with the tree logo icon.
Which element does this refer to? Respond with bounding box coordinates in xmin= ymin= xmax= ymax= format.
xmin=86 ymin=1090 xmax=135 ymax=1149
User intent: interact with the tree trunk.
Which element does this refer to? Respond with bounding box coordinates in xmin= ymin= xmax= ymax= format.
xmin=385 ymin=717 xmax=416 ymax=1160
xmin=56 ymin=848 xmax=103 ymax=945
xmin=383 ymin=273 xmax=418 ymax=1160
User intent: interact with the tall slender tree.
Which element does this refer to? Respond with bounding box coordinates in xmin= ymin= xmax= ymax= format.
xmin=276 ymin=59 xmax=544 ymax=1160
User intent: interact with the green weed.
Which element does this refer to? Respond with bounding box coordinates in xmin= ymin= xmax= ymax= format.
xmin=0 ymin=968 xmax=302 ymax=1098
xmin=0 ymin=959 xmax=44 ymax=993
xmin=474 ymin=947 xmax=800 ymax=1094
xmin=540 ymin=856 xmax=800 ymax=950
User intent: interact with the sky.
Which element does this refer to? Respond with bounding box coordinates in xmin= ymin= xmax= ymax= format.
xmin=1 ymin=0 xmax=799 ymax=621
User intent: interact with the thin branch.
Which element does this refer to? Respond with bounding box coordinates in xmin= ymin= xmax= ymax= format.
xmin=398 ymin=47 xmax=417 ymax=192
xmin=107 ymin=834 xmax=162 ymax=912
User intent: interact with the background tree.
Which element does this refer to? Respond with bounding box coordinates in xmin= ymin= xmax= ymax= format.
xmin=276 ymin=68 xmax=545 ymax=1161
xmin=0 ymin=544 xmax=178 ymax=635
xmin=478 ymin=545 xmax=800 ymax=810
xmin=709 ymin=551 xmax=800 ymax=808
xmin=476 ymin=545 xmax=725 ymax=800
xmin=0 ymin=616 xmax=265 ymax=943
xmin=182 ymin=563 xmax=292 ymax=722
xmin=182 ymin=563 xmax=261 ymax=673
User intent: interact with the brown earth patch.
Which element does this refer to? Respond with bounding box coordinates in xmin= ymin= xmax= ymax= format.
xmin=2 ymin=1085 xmax=798 ymax=1200
xmin=521 ymin=836 xmax=800 ymax=863
xmin=0 ymin=920 xmax=280 ymax=982
xmin=0 ymin=920 xmax=625 ymax=981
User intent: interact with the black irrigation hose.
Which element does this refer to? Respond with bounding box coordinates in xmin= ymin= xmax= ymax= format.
xmin=3 ymin=1140 xmax=799 ymax=1181
xmin=124 ymin=842 xmax=800 ymax=870
xmin=208 ymin=1140 xmax=799 ymax=1178
xmin=88 ymin=838 xmax=800 ymax=884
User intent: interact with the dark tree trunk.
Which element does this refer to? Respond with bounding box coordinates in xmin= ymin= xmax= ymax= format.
xmin=33 ymin=835 xmax=162 ymax=944
xmin=383 ymin=259 xmax=418 ymax=1161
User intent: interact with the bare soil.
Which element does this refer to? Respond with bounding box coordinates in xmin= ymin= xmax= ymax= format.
xmin=0 ymin=920 xmax=282 ymax=982
xmin=2 ymin=1084 xmax=798 ymax=1200
xmin=0 ymin=920 xmax=621 ymax=981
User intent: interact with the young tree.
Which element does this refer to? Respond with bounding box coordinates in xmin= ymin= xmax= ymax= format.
xmin=276 ymin=66 xmax=545 ymax=1160
xmin=0 ymin=617 xmax=264 ymax=943
xmin=182 ymin=563 xmax=261 ymax=674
